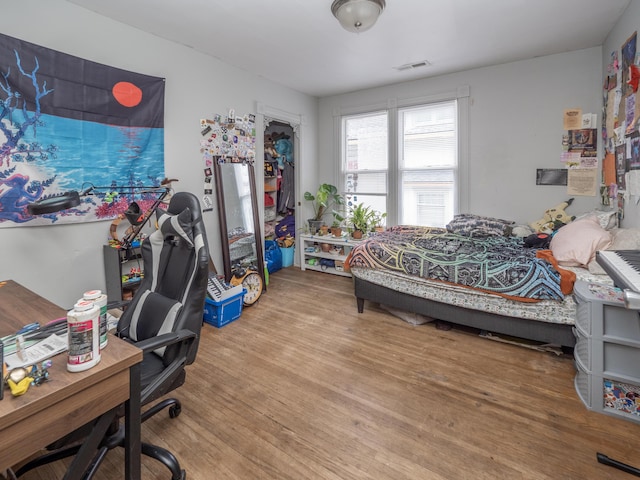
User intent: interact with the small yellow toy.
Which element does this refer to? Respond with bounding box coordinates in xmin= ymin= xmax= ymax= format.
xmin=7 ymin=375 xmax=33 ymax=396
xmin=6 ymin=366 xmax=34 ymax=396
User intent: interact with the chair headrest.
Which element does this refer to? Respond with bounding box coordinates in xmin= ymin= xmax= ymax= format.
xmin=157 ymin=207 xmax=193 ymax=245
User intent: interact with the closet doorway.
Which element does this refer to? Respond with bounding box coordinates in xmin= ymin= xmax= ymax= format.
xmin=264 ymin=120 xmax=295 ymax=242
xmin=258 ymin=103 xmax=303 ymax=273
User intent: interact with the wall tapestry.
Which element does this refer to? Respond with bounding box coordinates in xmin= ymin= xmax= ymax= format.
xmin=0 ymin=33 xmax=165 ymax=227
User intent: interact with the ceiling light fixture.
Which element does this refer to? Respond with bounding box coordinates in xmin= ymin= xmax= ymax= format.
xmin=331 ymin=0 xmax=386 ymax=33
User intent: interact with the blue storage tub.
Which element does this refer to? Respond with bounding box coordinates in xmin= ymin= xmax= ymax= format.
xmin=281 ymin=246 xmax=295 ymax=267
xmin=203 ymin=289 xmax=246 ymax=328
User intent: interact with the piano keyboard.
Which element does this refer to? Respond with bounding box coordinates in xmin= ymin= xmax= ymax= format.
xmin=596 ymin=250 xmax=640 ymax=293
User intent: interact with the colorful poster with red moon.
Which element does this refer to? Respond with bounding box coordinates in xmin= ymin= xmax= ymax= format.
xmin=0 ymin=32 xmax=165 ymax=227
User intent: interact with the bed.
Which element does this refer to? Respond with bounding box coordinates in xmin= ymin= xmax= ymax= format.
xmin=348 ymin=215 xmax=625 ymax=348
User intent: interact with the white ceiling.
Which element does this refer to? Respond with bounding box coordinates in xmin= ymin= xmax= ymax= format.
xmin=66 ymin=0 xmax=630 ymax=98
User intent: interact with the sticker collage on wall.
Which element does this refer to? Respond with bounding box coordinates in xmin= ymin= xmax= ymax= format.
xmin=603 ymin=31 xmax=640 ymax=217
xmin=199 ymin=110 xmax=256 ymax=212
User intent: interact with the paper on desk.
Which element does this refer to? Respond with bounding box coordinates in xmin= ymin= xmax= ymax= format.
xmin=4 ymin=334 xmax=67 ymax=370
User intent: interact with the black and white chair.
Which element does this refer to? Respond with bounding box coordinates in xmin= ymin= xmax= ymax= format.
xmin=17 ymin=191 xmax=210 ymax=480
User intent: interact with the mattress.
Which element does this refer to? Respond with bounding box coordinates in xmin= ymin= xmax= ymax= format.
xmin=350 ymin=265 xmax=612 ymax=326
xmin=347 ymin=226 xmax=573 ymax=301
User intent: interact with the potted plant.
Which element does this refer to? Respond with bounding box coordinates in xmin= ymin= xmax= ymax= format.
xmin=372 ymin=211 xmax=387 ymax=233
xmin=347 ymin=203 xmax=376 ymax=239
xmin=330 ymin=219 xmax=343 ymax=238
xmin=330 ymin=204 xmax=346 ymax=237
xmin=303 ymin=183 xmax=344 ymax=233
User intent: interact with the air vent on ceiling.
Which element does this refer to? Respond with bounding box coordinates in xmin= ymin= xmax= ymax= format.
xmin=394 ymin=60 xmax=432 ymax=72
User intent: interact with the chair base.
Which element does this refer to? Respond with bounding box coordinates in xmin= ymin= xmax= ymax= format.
xmin=15 ymin=398 xmax=185 ymax=480
xmin=16 ymin=437 xmax=185 ymax=480
xmin=143 ymin=397 xmax=182 ymax=421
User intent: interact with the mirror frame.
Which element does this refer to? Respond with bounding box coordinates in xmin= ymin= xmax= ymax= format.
xmin=213 ymin=157 xmax=266 ymax=291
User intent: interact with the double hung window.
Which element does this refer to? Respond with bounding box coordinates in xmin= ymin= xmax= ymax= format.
xmin=340 ymin=98 xmax=460 ymax=228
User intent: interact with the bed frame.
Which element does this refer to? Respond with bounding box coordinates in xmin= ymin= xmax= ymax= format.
xmin=354 ymin=276 xmax=576 ymax=348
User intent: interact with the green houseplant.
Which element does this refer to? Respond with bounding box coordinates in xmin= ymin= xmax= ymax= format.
xmin=304 ymin=183 xmax=344 ymax=233
xmin=347 ymin=203 xmax=376 ymax=239
xmin=372 ymin=211 xmax=387 ymax=232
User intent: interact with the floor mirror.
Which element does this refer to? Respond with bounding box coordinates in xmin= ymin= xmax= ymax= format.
xmin=213 ymin=158 xmax=266 ymax=303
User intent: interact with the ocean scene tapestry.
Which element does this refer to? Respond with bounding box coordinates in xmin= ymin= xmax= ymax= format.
xmin=0 ymin=33 xmax=165 ymax=227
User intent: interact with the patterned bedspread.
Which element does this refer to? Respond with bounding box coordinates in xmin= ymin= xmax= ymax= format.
xmin=347 ymin=225 xmax=569 ymax=301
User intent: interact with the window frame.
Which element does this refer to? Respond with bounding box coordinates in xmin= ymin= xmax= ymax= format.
xmin=334 ymin=88 xmax=469 ymax=228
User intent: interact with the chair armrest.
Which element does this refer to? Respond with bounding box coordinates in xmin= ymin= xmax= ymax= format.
xmin=131 ymin=329 xmax=197 ymax=354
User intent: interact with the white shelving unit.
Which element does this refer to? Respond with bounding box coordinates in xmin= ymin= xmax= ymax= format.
xmin=299 ymin=234 xmax=362 ymax=277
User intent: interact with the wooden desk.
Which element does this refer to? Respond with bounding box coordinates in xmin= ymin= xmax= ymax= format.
xmin=0 ymin=280 xmax=142 ymax=479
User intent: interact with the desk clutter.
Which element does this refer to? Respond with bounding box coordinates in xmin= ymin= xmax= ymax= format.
xmin=2 ymin=288 xmax=112 ymax=399
xmin=2 ymin=320 xmax=66 ymax=398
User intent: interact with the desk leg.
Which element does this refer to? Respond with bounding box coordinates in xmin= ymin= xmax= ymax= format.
xmin=62 ymin=409 xmax=118 ymax=480
xmin=125 ymin=363 xmax=141 ymax=480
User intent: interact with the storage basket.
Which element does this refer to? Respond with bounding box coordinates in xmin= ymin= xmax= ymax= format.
xmin=203 ymin=289 xmax=246 ymax=328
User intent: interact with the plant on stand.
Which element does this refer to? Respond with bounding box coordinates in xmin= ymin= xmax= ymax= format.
xmin=372 ymin=211 xmax=387 ymax=233
xmin=330 ymin=204 xmax=346 ymax=237
xmin=303 ymin=183 xmax=344 ymax=234
xmin=347 ymin=203 xmax=376 ymax=239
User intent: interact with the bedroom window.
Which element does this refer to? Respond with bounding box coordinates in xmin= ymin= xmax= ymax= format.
xmin=399 ymin=101 xmax=457 ymax=227
xmin=340 ymin=98 xmax=459 ymax=228
xmin=342 ymin=111 xmax=389 ymax=216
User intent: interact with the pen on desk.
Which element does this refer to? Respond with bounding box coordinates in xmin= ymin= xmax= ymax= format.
xmin=0 ymin=322 xmax=39 ymax=345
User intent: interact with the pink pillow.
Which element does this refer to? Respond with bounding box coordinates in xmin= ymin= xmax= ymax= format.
xmin=550 ymin=216 xmax=612 ymax=266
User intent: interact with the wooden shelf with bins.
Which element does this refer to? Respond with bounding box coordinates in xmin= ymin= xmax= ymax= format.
xmin=299 ymin=234 xmax=362 ymax=277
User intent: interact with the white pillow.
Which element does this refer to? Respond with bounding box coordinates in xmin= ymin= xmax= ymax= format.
xmin=574 ymin=210 xmax=618 ymax=230
xmin=609 ymin=228 xmax=640 ymax=249
xmin=588 ymin=228 xmax=640 ymax=274
xmin=550 ymin=216 xmax=612 ymax=267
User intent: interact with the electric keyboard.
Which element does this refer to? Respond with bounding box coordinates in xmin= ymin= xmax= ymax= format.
xmin=207 ymin=274 xmax=243 ymax=302
xmin=596 ymin=250 xmax=640 ymax=293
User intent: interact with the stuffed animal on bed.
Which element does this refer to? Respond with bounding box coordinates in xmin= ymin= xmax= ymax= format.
xmin=529 ymin=198 xmax=576 ymax=234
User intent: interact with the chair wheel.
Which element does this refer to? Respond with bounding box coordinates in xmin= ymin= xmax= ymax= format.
xmin=169 ymin=404 xmax=181 ymax=418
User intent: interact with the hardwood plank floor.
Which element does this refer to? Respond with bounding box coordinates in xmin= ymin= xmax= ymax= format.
xmin=16 ymin=267 xmax=640 ymax=479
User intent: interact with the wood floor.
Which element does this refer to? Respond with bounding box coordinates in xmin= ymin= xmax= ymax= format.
xmin=17 ymin=267 xmax=640 ymax=479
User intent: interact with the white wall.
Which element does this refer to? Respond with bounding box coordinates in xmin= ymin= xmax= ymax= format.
xmin=0 ymin=0 xmax=317 ymax=308
xmin=319 ymin=47 xmax=604 ymax=226
xmin=603 ymin=0 xmax=640 ymax=228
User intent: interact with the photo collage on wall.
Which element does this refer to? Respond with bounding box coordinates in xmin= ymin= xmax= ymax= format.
xmin=560 ymin=110 xmax=599 ymax=197
xmin=603 ymin=30 xmax=640 ymax=217
xmin=199 ymin=110 xmax=256 ymax=212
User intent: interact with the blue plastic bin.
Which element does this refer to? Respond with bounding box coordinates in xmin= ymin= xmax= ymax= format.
xmin=203 ymin=289 xmax=246 ymax=328
xmin=281 ymin=246 xmax=295 ymax=267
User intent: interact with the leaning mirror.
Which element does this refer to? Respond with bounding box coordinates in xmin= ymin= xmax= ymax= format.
xmin=214 ymin=159 xmax=266 ymax=306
